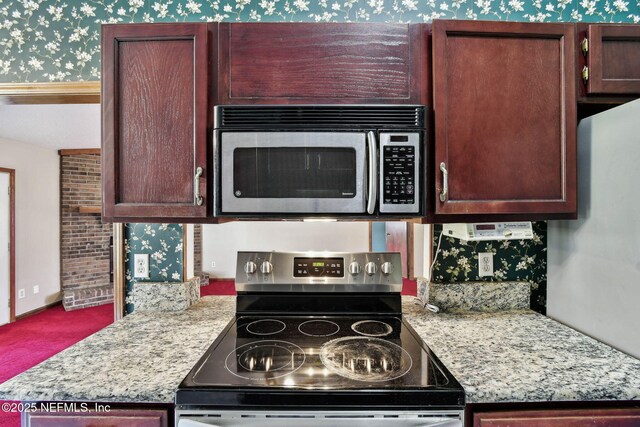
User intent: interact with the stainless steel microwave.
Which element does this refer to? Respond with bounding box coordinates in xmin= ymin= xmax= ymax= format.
xmin=213 ymin=105 xmax=426 ymax=218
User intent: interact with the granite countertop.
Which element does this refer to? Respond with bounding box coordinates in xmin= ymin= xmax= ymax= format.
xmin=402 ymin=299 xmax=640 ymax=403
xmin=1 ymin=296 xmax=639 ymax=405
xmin=0 ymin=296 xmax=236 ymax=403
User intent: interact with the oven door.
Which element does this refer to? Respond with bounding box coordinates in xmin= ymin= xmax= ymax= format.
xmin=219 ymin=132 xmax=375 ymax=214
xmin=177 ymin=411 xmax=463 ymax=427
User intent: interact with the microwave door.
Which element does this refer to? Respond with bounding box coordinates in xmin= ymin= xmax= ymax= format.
xmin=220 ymin=132 xmax=368 ymax=214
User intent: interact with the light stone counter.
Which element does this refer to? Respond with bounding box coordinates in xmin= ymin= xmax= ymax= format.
xmin=0 ymin=296 xmax=235 ymax=403
xmin=402 ymin=298 xmax=640 ymax=403
xmin=1 ymin=296 xmax=639 ymax=405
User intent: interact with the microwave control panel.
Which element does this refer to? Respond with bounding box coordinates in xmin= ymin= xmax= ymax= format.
xmin=379 ymin=132 xmax=420 ymax=213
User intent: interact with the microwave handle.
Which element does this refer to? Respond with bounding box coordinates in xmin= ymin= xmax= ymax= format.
xmin=366 ymin=131 xmax=377 ymax=215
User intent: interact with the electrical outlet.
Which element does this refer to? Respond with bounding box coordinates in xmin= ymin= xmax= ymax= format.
xmin=18 ymin=289 xmax=26 ymax=299
xmin=134 ymin=254 xmax=150 ymax=279
xmin=211 ymin=261 xmax=216 ymax=268
xmin=478 ymin=252 xmax=494 ymax=277
xmin=33 ymin=285 xmax=39 ymax=294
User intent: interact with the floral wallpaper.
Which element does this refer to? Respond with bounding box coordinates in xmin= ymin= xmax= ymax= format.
xmin=0 ymin=0 xmax=639 ymax=83
xmin=431 ymin=221 xmax=547 ymax=313
xmin=124 ymin=223 xmax=184 ymax=313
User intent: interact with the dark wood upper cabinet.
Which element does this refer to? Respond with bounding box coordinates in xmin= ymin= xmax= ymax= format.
xmin=581 ymin=24 xmax=640 ymax=96
xmin=217 ymin=23 xmax=429 ymax=104
xmin=102 ymin=23 xmax=211 ymax=221
xmin=431 ymin=20 xmax=577 ymax=218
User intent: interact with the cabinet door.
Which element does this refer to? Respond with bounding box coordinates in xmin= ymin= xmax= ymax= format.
xmin=102 ymin=23 xmax=209 ymax=220
xmin=432 ymin=20 xmax=577 ymax=217
xmin=24 ymin=408 xmax=168 ymax=426
xmin=584 ymin=24 xmax=640 ymax=95
xmin=218 ymin=23 xmax=429 ymax=105
xmin=474 ymin=408 xmax=640 ymax=427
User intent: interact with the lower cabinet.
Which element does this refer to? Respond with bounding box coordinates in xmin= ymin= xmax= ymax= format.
xmin=22 ymin=405 xmax=169 ymax=427
xmin=473 ymin=408 xmax=640 ymax=427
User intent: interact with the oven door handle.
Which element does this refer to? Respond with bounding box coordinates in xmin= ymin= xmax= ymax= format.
xmin=366 ymin=131 xmax=377 ymax=215
xmin=179 ymin=420 xmax=220 ymax=427
xmin=178 ymin=416 xmax=462 ymax=427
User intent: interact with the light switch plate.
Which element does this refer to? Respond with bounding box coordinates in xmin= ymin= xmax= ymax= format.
xmin=134 ymin=254 xmax=150 ymax=279
xmin=478 ymin=252 xmax=494 ymax=277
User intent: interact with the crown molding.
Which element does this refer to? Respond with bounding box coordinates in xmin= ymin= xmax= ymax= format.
xmin=0 ymin=81 xmax=100 ymax=104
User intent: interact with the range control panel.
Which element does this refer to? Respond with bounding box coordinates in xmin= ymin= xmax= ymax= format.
xmin=235 ymin=251 xmax=403 ymax=293
xmin=379 ymin=133 xmax=420 ymax=213
xmin=294 ymin=257 xmax=344 ymax=278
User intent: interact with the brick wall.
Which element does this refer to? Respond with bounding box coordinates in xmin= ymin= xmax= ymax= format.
xmin=60 ymin=153 xmax=113 ymax=310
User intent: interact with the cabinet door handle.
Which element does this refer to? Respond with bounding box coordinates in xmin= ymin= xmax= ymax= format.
xmin=194 ymin=166 xmax=204 ymax=206
xmin=439 ymin=162 xmax=448 ymax=202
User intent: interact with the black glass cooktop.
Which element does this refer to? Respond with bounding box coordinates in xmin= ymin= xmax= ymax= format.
xmin=177 ymin=315 xmax=464 ymax=409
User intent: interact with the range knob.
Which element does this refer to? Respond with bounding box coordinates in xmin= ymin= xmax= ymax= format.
xmin=260 ymin=261 xmax=273 ymax=274
xmin=348 ymin=261 xmax=361 ymax=275
xmin=381 ymin=262 xmax=394 ymax=275
xmin=244 ymin=261 xmax=257 ymax=274
xmin=365 ymin=262 xmax=378 ymax=276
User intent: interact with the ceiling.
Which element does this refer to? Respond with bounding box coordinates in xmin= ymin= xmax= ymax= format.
xmin=0 ymin=104 xmax=100 ymax=150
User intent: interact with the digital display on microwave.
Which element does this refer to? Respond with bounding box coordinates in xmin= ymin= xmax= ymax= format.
xmin=390 ymin=135 xmax=409 ymax=142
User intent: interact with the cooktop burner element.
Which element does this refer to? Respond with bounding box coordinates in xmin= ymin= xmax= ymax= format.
xmin=298 ymin=319 xmax=340 ymax=337
xmin=351 ymin=319 xmax=393 ymax=337
xmin=320 ymin=336 xmax=411 ymax=382
xmin=245 ymin=319 xmax=286 ymax=335
xmin=225 ymin=340 xmax=305 ymax=380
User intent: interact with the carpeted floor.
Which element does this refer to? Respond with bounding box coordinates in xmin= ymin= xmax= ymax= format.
xmin=201 ymin=279 xmax=236 ymax=296
xmin=0 ymin=303 xmax=113 ymax=427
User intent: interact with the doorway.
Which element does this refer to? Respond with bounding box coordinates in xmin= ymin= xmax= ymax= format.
xmin=385 ymin=222 xmax=413 ymax=278
xmin=370 ymin=222 xmax=413 ymax=279
xmin=0 ymin=168 xmax=15 ymax=325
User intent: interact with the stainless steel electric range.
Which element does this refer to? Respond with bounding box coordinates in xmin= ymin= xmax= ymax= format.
xmin=176 ymin=252 xmax=465 ymax=427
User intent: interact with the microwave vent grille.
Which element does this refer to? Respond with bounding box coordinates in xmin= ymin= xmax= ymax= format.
xmin=216 ymin=106 xmax=425 ymax=128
